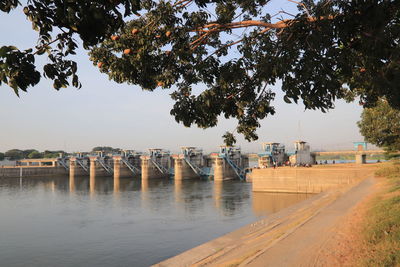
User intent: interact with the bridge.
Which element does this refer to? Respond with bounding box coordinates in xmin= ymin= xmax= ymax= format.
xmin=246 ymin=149 xmax=386 ymax=158
xmin=313 ymin=150 xmax=385 ymax=156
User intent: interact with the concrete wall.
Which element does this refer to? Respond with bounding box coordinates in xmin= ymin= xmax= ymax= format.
xmin=252 ymin=192 xmax=312 ymax=216
xmin=355 ymin=153 xmax=367 ymax=164
xmin=212 ymin=156 xmax=249 ymax=181
xmin=113 ymin=157 xmax=134 ymax=178
xmin=251 ymin=164 xmax=376 ymax=193
xmin=289 ymin=150 xmax=314 ymax=165
xmin=0 ymin=166 xmax=67 ymax=178
xmin=153 ymin=155 xmax=171 ymax=170
xmin=89 ymin=157 xmax=110 ymax=177
xmin=69 ymin=159 xmax=88 ymax=177
xmin=174 ymin=157 xmax=198 ymax=180
xmin=128 ymin=155 xmax=142 ymax=170
xmin=141 ymin=157 xmax=168 ymax=179
xmin=213 ymin=158 xmax=237 ymax=181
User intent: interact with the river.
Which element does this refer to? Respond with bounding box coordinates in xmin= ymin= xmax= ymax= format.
xmin=0 ymin=176 xmax=311 ymax=266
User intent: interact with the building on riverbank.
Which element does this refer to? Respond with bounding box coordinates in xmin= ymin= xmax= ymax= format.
xmin=288 ymin=141 xmax=316 ymax=166
xmin=258 ymin=142 xmax=287 ymax=167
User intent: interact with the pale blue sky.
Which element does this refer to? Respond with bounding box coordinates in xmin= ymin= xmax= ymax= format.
xmin=0 ymin=1 xmax=366 ymax=153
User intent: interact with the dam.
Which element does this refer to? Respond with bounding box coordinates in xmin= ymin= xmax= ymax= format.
xmin=0 ymin=140 xmax=382 ymax=185
xmin=0 ymin=146 xmax=249 ymax=181
xmin=0 ymin=142 xmax=383 ymax=266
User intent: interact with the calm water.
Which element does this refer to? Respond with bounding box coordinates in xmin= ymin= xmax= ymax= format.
xmin=0 ymin=176 xmax=311 ymax=266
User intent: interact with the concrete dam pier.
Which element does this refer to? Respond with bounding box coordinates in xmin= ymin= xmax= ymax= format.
xmin=0 ymin=147 xmax=249 ymax=181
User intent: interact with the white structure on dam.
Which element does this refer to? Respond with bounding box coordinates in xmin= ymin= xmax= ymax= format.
xmin=288 ymin=141 xmax=316 ymax=165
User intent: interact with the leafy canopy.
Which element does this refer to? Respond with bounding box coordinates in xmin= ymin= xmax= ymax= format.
xmin=0 ymin=0 xmax=140 ymax=94
xmin=91 ymin=146 xmax=121 ymax=153
xmin=358 ymin=99 xmax=400 ymax=153
xmin=1 ymin=0 xmax=400 ymax=144
xmin=2 ymin=149 xmax=64 ymax=159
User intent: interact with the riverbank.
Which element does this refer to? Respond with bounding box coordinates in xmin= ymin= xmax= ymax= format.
xmin=359 ymin=160 xmax=400 ymax=265
xmin=310 ymin=159 xmax=400 ymax=266
xmin=155 ymin=164 xmax=378 ymax=266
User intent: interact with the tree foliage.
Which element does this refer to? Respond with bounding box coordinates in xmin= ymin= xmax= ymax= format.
xmin=0 ymin=152 xmax=5 ymax=161
xmin=3 ymin=149 xmax=64 ymax=159
xmin=91 ymin=146 xmax=121 ymax=153
xmin=4 ymin=149 xmax=24 ymax=160
xmin=1 ymin=0 xmax=400 ymax=143
xmin=89 ymin=0 xmax=400 ymax=143
xmin=358 ymin=99 xmax=400 ymax=152
xmin=0 ymin=0 xmax=140 ymax=94
xmin=28 ymin=150 xmax=42 ymax=159
xmin=43 ymin=150 xmax=64 ymax=158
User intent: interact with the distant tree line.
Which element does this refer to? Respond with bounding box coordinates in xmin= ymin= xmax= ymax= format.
xmin=91 ymin=147 xmax=121 ymax=153
xmin=0 ymin=147 xmax=122 ymax=161
xmin=0 ymin=149 xmax=65 ymax=160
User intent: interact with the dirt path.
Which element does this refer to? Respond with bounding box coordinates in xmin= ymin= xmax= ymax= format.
xmin=154 ymin=176 xmax=376 ymax=267
xmin=244 ymin=177 xmax=375 ymax=267
xmin=313 ymin=175 xmax=383 ymax=267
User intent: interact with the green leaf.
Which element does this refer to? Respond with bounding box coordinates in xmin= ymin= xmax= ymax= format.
xmin=283 ymin=95 xmax=292 ymax=104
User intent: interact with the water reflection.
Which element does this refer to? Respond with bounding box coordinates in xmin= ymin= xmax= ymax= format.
xmin=1 ymin=175 xmax=313 ymax=217
xmin=173 ymin=179 xmax=211 ymax=215
xmin=140 ymin=178 xmax=173 ymax=211
xmin=0 ymin=175 xmax=312 ymax=218
xmin=114 ymin=176 xmax=120 ymax=193
xmin=174 ymin=179 xmax=183 ymax=203
xmin=213 ymin=181 xmax=223 ymax=210
xmin=90 ymin=174 xmax=95 ymax=197
xmin=252 ymin=192 xmax=313 ymax=216
xmin=69 ymin=174 xmax=75 ymax=192
xmin=214 ymin=181 xmax=251 ymax=216
xmin=0 ymin=175 xmax=313 ymax=267
xmin=0 ymin=176 xmax=68 ymax=192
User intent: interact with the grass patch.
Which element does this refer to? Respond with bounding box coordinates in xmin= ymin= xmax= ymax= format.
xmin=360 ymin=160 xmax=400 ymax=266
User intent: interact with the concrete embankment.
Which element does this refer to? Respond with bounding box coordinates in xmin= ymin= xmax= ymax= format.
xmin=251 ymin=164 xmax=377 ymax=193
xmin=154 ymin=164 xmax=377 ymax=267
xmin=0 ymin=166 xmax=67 ymax=178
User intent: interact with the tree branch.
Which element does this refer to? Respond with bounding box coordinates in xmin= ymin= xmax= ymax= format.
xmin=189 ymin=16 xmax=334 ymax=49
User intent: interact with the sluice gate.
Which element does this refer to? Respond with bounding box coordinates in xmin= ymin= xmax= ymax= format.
xmin=6 ymin=146 xmax=249 ymax=181
xmin=98 ymin=157 xmax=113 ymax=174
xmin=66 ymin=146 xmax=250 ymax=181
xmin=215 ymin=146 xmax=248 ymax=181
xmin=120 ymin=157 xmax=141 ymax=175
xmin=224 ymin=156 xmax=246 ymax=181
xmin=76 ymin=159 xmax=88 ymax=172
xmin=57 ymin=158 xmax=69 ymax=170
xmin=174 ymin=147 xmax=212 ymax=179
xmin=183 ymin=157 xmax=208 ymax=177
xmin=141 ymin=149 xmax=171 ymax=179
